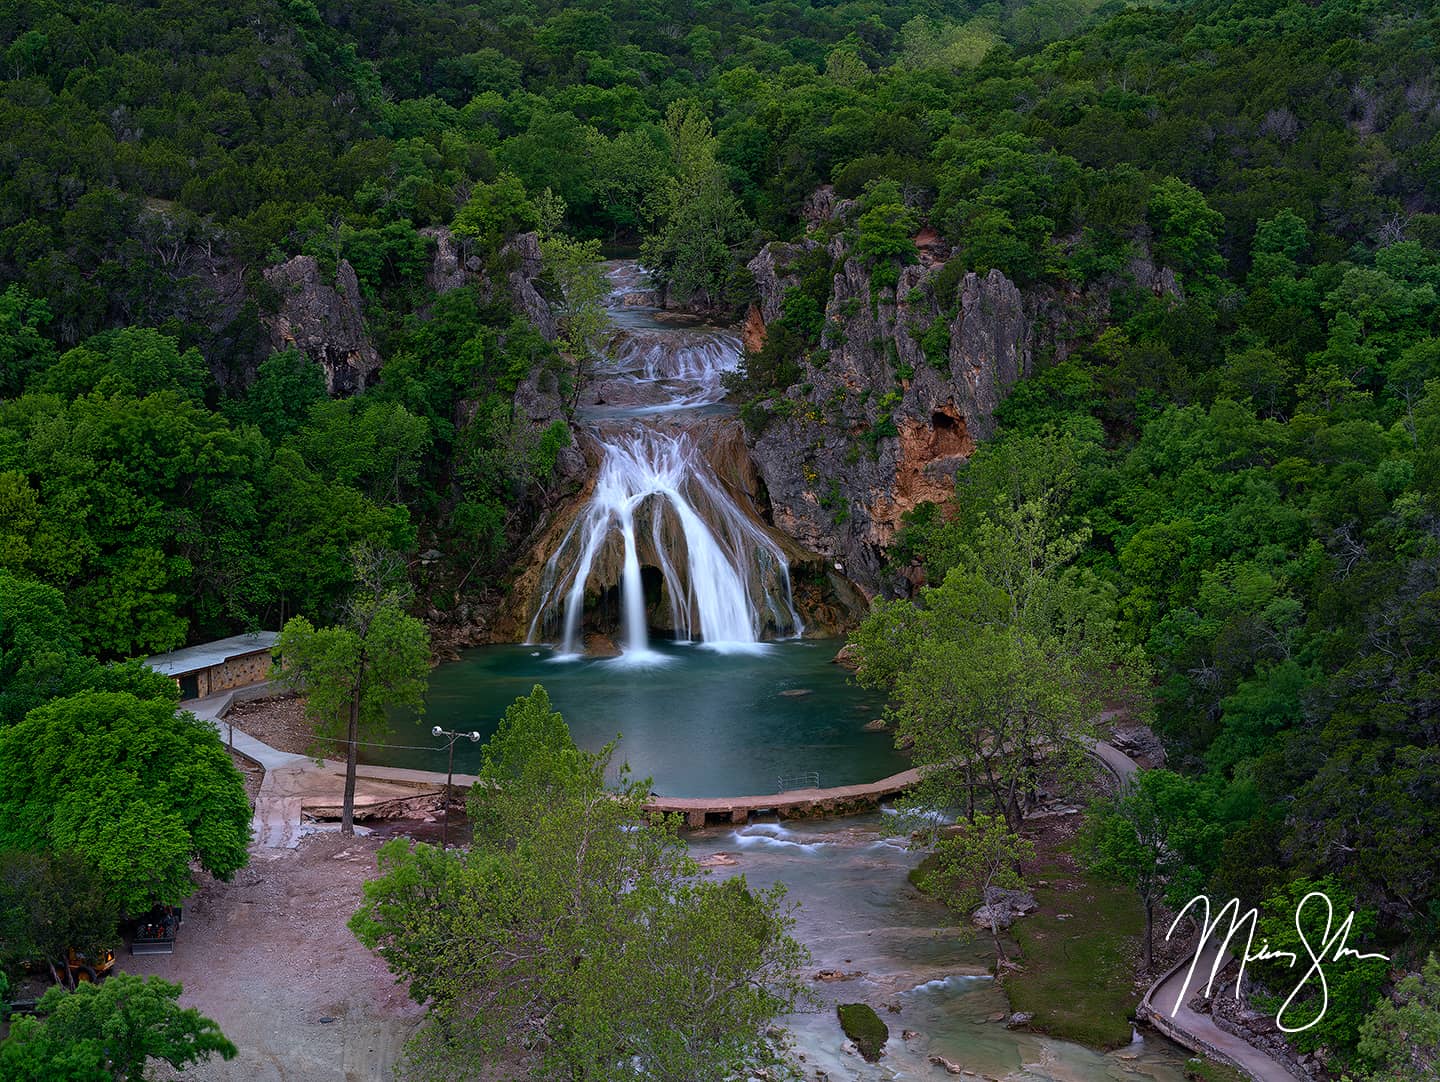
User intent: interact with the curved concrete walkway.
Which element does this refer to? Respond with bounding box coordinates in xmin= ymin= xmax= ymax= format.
xmin=187 ymin=689 xmax=473 ymax=850
xmin=649 ymin=736 xmax=1137 ymax=826
xmin=1141 ymin=941 xmax=1299 ymax=1081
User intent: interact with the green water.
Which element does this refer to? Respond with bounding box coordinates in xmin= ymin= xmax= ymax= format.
xmin=373 ymin=638 xmax=906 ymax=797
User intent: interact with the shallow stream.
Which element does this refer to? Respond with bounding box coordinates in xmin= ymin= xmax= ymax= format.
xmin=691 ymin=816 xmax=1195 ymax=1081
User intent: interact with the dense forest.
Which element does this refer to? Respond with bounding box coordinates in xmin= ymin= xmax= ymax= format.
xmin=3 ymin=0 xmax=1440 ymax=1076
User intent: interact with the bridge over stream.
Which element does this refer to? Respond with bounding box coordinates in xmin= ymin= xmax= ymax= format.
xmin=642 ymin=767 xmax=925 ymax=827
xmin=641 ymin=737 xmax=1135 ymax=827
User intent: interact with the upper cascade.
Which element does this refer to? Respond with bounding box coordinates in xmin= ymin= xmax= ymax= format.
xmin=526 ymin=260 xmax=802 ymax=659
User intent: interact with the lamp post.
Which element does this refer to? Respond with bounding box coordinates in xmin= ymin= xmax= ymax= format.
xmin=432 ymin=725 xmax=481 ymax=851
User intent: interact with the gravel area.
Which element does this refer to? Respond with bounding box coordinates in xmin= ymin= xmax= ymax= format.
xmin=227 ymin=749 xmax=263 ymax=806
xmin=130 ymin=834 xmax=425 ymax=1082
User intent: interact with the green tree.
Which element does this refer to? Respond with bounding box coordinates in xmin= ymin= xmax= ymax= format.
xmin=0 ymin=850 xmax=120 ymax=982
xmin=0 ymin=691 xmax=250 ymax=913
xmin=855 ymin=180 xmax=919 ymax=288
xmin=641 ymin=100 xmax=752 ymax=301
xmin=537 ymin=228 xmax=612 ymax=397
xmin=0 ymin=571 xmax=85 ymax=725
xmin=1146 ymin=178 xmax=1224 ymax=286
xmin=33 ymin=328 xmax=209 ymax=402
xmin=350 ymin=686 xmax=809 ymax=1081
xmin=854 ymin=431 xmax=1140 ymax=829
xmin=0 ymin=974 xmax=236 ymax=1081
xmin=271 ymin=548 xmax=430 ymax=835
xmin=1248 ymin=878 xmax=1388 ymax=1056
xmin=451 ymin=172 xmax=538 ymax=253
xmin=1357 ymin=953 xmax=1440 ymax=1082
xmin=1081 ymin=770 xmax=1225 ymax=970
xmin=0 ymin=285 xmax=55 ymax=397
xmin=915 ymin=813 xmax=1035 ymax=966
xmin=232 ymin=349 xmax=327 ymax=443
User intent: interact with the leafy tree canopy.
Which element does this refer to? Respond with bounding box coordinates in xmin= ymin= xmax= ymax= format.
xmin=0 ymin=691 xmax=251 ymax=912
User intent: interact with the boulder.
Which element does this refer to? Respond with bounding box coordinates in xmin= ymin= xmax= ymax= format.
xmin=836 ymin=1003 xmax=888 ymax=1062
xmin=972 ymin=887 xmax=1038 ymax=931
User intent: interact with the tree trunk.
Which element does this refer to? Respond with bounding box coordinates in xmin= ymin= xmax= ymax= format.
xmin=1143 ymin=898 xmax=1154 ymax=971
xmin=990 ymin=913 xmax=1006 ymax=967
xmin=342 ymin=691 xmax=360 ymax=836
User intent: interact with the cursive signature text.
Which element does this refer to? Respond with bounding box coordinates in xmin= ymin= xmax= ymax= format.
xmin=1164 ymin=892 xmax=1389 ymax=1033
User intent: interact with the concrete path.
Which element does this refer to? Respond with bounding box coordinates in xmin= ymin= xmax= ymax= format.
xmin=192 ymin=687 xmax=1294 ymax=1078
xmin=185 ymin=689 xmax=471 ymax=850
xmin=647 ymin=736 xmax=1136 ymax=827
xmin=1142 ymin=940 xmax=1298 ymax=1081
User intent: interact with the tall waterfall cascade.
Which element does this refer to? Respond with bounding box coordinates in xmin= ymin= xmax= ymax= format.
xmin=526 ymin=263 xmax=803 ymax=658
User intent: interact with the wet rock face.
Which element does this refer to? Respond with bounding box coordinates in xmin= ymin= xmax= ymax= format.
xmin=261 ymin=256 xmax=381 ymax=396
xmin=743 ymin=242 xmax=1031 ymax=596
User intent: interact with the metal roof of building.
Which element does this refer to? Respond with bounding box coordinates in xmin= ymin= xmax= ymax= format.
xmin=143 ymin=631 xmax=279 ymax=677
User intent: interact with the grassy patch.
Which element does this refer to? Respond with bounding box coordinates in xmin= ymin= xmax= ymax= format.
xmin=1183 ymin=1057 xmax=1250 ymax=1082
xmin=836 ymin=1003 xmax=888 ymax=1062
xmin=1002 ymin=849 xmax=1141 ymax=1050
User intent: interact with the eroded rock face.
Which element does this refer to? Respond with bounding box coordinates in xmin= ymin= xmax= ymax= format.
xmin=501 ymin=232 xmax=558 ymax=340
xmin=514 ymin=366 xmax=587 ymax=485
xmin=261 ymin=256 xmax=381 ymax=396
xmin=744 ymin=243 xmax=1030 ymax=595
xmin=748 ymin=239 xmax=820 ymax=323
xmin=420 ymin=226 xmax=468 ymax=295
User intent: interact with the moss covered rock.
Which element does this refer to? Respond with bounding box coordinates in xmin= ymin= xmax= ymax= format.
xmin=837 ymin=1002 xmax=888 ymax=1061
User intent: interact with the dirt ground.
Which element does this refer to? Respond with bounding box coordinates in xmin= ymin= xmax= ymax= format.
xmin=126 ymin=833 xmax=425 ymax=1082
xmin=228 ymin=749 xmax=264 ymax=806
xmin=226 ymin=695 xmax=338 ymax=758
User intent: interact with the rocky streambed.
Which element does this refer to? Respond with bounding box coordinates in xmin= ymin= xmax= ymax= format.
xmin=688 ymin=816 xmax=1196 ymax=1082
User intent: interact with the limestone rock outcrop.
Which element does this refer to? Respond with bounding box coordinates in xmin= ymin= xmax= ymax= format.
xmin=419 ymin=226 xmax=470 ymax=294
xmin=261 ymin=255 xmax=381 ymax=396
xmin=514 ymin=366 xmax=586 ymax=485
xmin=744 ymin=240 xmax=1032 ymax=595
xmin=500 ymin=231 xmax=558 ymax=340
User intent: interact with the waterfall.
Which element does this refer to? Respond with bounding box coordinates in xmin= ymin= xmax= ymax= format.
xmin=528 ymin=429 xmax=803 ymax=657
xmin=526 ymin=260 xmax=804 ymax=659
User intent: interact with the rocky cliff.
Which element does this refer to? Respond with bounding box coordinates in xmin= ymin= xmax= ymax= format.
xmin=742 ymin=223 xmax=1119 ymax=597
xmin=261 ymin=255 xmax=382 ymax=396
xmin=259 ymin=230 xmax=561 ymax=398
